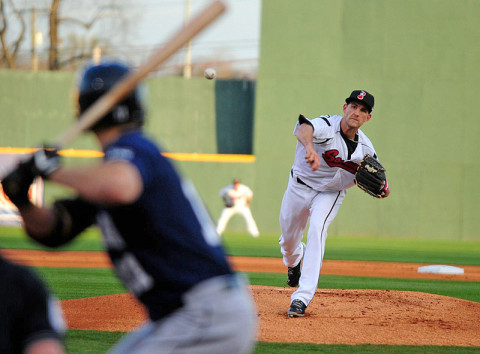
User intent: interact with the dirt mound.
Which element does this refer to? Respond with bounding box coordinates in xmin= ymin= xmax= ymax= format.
xmin=253 ymin=286 xmax=480 ymax=346
xmin=3 ymin=249 xmax=479 ymax=346
xmin=61 ymin=286 xmax=480 ymax=347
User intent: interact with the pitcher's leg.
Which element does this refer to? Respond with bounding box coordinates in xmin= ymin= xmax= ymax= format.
xmin=278 ymin=180 xmax=312 ymax=267
xmin=292 ymin=191 xmax=344 ymax=306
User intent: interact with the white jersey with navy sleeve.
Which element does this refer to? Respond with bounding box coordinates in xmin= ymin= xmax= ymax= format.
xmin=291 ymin=115 xmax=376 ymax=192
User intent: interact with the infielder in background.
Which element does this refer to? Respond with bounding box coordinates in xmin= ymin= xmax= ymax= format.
xmin=280 ymin=90 xmax=390 ymax=317
xmin=0 ymin=254 xmax=66 ymax=354
xmin=2 ymin=61 xmax=257 ymax=353
xmin=216 ymin=178 xmax=259 ymax=238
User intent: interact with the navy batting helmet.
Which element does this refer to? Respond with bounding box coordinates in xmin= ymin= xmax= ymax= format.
xmin=78 ymin=61 xmax=145 ymax=131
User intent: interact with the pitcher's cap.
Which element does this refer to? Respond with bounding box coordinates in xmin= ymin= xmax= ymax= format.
xmin=345 ymin=90 xmax=374 ymax=112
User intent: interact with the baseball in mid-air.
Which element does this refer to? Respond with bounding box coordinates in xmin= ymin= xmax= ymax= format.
xmin=204 ymin=68 xmax=216 ymax=80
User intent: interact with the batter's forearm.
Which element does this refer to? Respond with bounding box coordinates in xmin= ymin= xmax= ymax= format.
xmin=49 ymin=162 xmax=142 ymax=205
xmin=18 ymin=204 xmax=58 ymax=240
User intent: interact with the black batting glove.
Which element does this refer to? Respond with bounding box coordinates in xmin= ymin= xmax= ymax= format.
xmin=31 ymin=145 xmax=61 ymax=179
xmin=1 ymin=146 xmax=60 ymax=208
xmin=1 ymin=160 xmax=36 ymax=208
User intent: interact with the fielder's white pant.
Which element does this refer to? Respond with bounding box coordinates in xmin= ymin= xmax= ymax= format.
xmin=216 ymin=205 xmax=259 ymax=237
xmin=279 ymin=173 xmax=345 ymax=307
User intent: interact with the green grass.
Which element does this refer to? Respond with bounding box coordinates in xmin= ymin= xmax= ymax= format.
xmin=3 ymin=227 xmax=479 ymax=265
xmin=246 ymin=272 xmax=480 ymax=303
xmin=66 ymin=330 xmax=124 ymax=353
xmin=1 ymin=229 xmax=479 ymax=352
xmin=0 ymin=226 xmax=104 ymax=251
xmin=34 ymin=267 xmax=126 ymax=300
xmin=64 ymin=331 xmax=480 ymax=354
xmin=253 ymin=342 xmax=480 ymax=353
xmin=31 ymin=266 xmax=480 ymax=303
xmin=222 ymin=232 xmax=480 ymax=265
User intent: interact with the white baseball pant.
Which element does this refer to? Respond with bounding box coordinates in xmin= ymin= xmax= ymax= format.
xmin=279 ymin=172 xmax=345 ymax=306
xmin=216 ymin=205 xmax=259 ymax=237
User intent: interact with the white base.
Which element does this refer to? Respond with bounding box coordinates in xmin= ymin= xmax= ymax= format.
xmin=417 ymin=265 xmax=464 ymax=275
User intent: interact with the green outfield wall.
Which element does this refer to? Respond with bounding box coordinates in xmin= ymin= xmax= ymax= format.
xmin=0 ymin=70 xmax=256 ymax=232
xmin=1 ymin=0 xmax=479 ymax=240
xmin=253 ymin=0 xmax=480 ymax=240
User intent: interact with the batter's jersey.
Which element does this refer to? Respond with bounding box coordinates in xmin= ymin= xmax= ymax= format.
xmin=0 ymin=255 xmax=65 ymax=354
xmin=56 ymin=131 xmax=233 ymax=321
xmin=292 ymin=115 xmax=377 ymax=192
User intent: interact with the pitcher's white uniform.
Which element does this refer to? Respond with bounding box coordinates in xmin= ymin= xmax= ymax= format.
xmin=279 ymin=114 xmax=376 ymax=307
xmin=217 ymin=182 xmax=260 ymax=237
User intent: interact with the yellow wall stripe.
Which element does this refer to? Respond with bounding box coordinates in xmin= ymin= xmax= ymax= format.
xmin=0 ymin=147 xmax=255 ymax=163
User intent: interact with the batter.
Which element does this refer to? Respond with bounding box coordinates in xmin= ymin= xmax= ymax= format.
xmin=2 ymin=61 xmax=258 ymax=353
xmin=279 ymin=90 xmax=390 ymax=317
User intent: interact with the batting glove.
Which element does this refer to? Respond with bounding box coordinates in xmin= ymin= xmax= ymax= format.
xmin=31 ymin=145 xmax=61 ymax=178
xmin=1 ymin=160 xmax=36 ymax=208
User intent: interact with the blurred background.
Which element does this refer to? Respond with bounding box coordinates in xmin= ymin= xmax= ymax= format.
xmin=0 ymin=0 xmax=261 ymax=78
xmin=1 ymin=0 xmax=479 ymax=241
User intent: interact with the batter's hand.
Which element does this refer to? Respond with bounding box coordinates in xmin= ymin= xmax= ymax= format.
xmin=1 ymin=160 xmax=36 ymax=208
xmin=304 ymin=149 xmax=320 ymax=171
xmin=31 ymin=145 xmax=61 ymax=178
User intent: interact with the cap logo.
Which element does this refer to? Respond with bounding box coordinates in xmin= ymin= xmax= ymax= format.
xmin=357 ymin=91 xmax=366 ymax=100
xmin=91 ymin=78 xmax=104 ymax=90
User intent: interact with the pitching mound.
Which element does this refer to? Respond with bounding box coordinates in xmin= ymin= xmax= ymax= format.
xmin=3 ymin=249 xmax=479 ymax=346
xmin=62 ymin=285 xmax=480 ymax=347
xmin=253 ymin=286 xmax=480 ymax=346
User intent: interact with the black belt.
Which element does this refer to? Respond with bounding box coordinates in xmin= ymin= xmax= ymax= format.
xmin=291 ymin=169 xmax=312 ymax=188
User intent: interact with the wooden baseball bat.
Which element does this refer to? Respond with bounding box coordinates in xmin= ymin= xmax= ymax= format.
xmin=54 ymin=0 xmax=226 ymax=147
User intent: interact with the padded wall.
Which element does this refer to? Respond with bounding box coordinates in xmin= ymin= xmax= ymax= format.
xmin=253 ymin=0 xmax=480 ymax=239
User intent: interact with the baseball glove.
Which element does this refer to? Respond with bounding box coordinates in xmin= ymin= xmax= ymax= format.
xmin=354 ymin=154 xmax=389 ymax=199
xmin=223 ymin=195 xmax=234 ymax=208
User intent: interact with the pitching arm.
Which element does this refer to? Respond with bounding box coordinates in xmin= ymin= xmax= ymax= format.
xmin=295 ymin=121 xmax=321 ymax=172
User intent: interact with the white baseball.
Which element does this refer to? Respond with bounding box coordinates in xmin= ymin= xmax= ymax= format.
xmin=204 ymin=68 xmax=216 ymax=80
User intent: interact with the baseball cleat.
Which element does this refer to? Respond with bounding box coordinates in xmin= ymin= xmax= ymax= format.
xmin=287 ymin=299 xmax=306 ymax=317
xmin=287 ymin=262 xmax=301 ymax=287
xmin=287 ymin=242 xmax=305 ymax=287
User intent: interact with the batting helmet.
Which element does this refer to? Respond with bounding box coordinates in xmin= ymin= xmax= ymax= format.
xmin=77 ymin=61 xmax=145 ymax=131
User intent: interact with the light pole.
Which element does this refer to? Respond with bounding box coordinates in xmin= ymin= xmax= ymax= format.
xmin=31 ymin=7 xmax=38 ymax=71
xmin=183 ymin=0 xmax=192 ymax=79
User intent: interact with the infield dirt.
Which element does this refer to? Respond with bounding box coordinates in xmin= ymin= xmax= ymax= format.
xmin=2 ymin=249 xmax=480 ymax=346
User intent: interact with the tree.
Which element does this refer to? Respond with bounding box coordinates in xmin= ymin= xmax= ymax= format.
xmin=48 ymin=0 xmax=127 ymax=70
xmin=0 ymin=0 xmax=129 ymax=70
xmin=0 ymin=0 xmax=26 ymax=69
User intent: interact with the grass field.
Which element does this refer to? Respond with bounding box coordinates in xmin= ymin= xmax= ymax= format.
xmin=1 ymin=227 xmax=479 ymax=353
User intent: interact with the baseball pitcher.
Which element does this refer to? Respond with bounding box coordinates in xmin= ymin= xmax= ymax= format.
xmin=280 ymin=90 xmax=390 ymax=317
